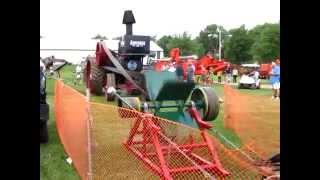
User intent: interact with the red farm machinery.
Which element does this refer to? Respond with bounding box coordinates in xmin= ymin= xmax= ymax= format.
xmin=84 ymin=10 xmax=150 ymax=100
xmin=153 ymin=48 xmax=229 ymax=79
xmin=259 ymin=63 xmax=272 ymax=79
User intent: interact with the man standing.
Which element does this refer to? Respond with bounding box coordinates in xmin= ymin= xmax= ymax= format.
xmin=217 ymin=70 xmax=222 ymax=83
xmin=270 ymin=60 xmax=280 ymax=100
xmin=225 ymin=64 xmax=232 ymax=84
xmin=175 ymin=62 xmax=184 ymax=81
xmin=186 ymin=62 xmax=195 ymax=83
xmin=74 ymin=64 xmax=82 ymax=85
xmin=209 ymin=67 xmax=215 ymax=85
xmin=200 ymin=65 xmax=207 ymax=85
xmin=253 ymin=67 xmax=260 ymax=87
xmin=232 ymin=66 xmax=238 ymax=83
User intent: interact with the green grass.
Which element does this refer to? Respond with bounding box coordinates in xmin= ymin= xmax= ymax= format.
xmin=209 ymin=84 xmax=242 ymax=148
xmin=237 ymin=87 xmax=272 ymax=96
xmin=41 ymin=65 xmax=112 ymax=180
xmin=40 ymin=72 xmax=80 ymax=180
xmin=41 ymin=65 xmax=272 ymax=178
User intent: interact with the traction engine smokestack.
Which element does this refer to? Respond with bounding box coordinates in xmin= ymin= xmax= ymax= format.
xmin=126 ymin=25 xmax=132 ymax=35
xmin=123 ymin=10 xmax=136 ymax=35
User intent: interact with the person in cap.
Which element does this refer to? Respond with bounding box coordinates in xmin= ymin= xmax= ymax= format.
xmin=270 ymin=60 xmax=280 ymax=100
xmin=186 ymin=61 xmax=195 ymax=83
xmin=232 ymin=65 xmax=239 ymax=83
xmin=74 ymin=63 xmax=82 ymax=85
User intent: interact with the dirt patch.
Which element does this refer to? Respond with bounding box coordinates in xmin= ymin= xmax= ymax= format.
xmin=224 ymin=85 xmax=280 ymax=159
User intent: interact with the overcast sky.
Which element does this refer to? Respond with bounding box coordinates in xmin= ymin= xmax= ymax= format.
xmin=40 ymin=0 xmax=280 ymax=40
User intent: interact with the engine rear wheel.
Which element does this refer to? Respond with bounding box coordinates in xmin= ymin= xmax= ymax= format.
xmin=83 ymin=59 xmax=105 ymax=95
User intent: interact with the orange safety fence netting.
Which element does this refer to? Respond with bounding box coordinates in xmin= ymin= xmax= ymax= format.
xmin=54 ymin=80 xmax=90 ymax=180
xmin=55 ymin=80 xmax=267 ymax=179
xmin=223 ymin=85 xmax=280 ymax=160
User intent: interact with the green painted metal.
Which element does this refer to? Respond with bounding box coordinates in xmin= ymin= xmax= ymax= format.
xmin=156 ymin=111 xmax=198 ymax=128
xmin=156 ymin=81 xmax=195 ymax=101
xmin=143 ymin=70 xmax=178 ymax=100
xmin=142 ymin=70 xmax=199 ymax=128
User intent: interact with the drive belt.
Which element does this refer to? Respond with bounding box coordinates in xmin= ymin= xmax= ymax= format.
xmin=101 ymin=42 xmax=148 ymax=96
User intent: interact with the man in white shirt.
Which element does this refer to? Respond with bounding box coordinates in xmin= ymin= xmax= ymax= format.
xmin=252 ymin=68 xmax=260 ymax=87
xmin=232 ymin=67 xmax=238 ymax=83
xmin=74 ymin=64 xmax=82 ymax=85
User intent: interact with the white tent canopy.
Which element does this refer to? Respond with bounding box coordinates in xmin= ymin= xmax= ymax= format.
xmin=40 ymin=38 xmax=163 ymax=64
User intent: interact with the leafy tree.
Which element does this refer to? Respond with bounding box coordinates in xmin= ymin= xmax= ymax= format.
xmin=166 ymin=32 xmax=203 ymax=56
xmin=157 ymin=35 xmax=173 ymax=56
xmin=249 ymin=23 xmax=280 ymax=62
xmin=224 ymin=25 xmax=253 ymax=63
xmin=92 ymin=34 xmax=108 ymax=40
xmin=157 ymin=32 xmax=205 ymax=57
xmin=112 ymin=36 xmax=122 ymax=40
xmin=197 ymin=24 xmax=229 ymax=58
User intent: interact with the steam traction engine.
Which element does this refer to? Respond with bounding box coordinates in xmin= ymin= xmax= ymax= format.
xmin=84 ymin=10 xmax=150 ymax=100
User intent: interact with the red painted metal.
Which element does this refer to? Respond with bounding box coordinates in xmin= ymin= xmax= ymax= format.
xmin=95 ymin=42 xmax=108 ymax=66
xmin=150 ymin=126 xmax=173 ymax=180
xmin=126 ymin=116 xmax=142 ymax=145
xmin=259 ymin=63 xmax=272 ymax=79
xmin=153 ymin=48 xmax=230 ymax=79
xmin=123 ymin=111 xmax=231 ymax=179
xmin=85 ymin=61 xmax=91 ymax=90
xmin=169 ymin=48 xmax=181 ymax=64
xmin=124 ymin=143 xmax=163 ymax=175
xmin=169 ymin=164 xmax=216 ymax=173
xmin=117 ymin=81 xmax=137 ymax=94
xmin=201 ymin=131 xmax=230 ymax=176
xmin=188 ymin=106 xmax=213 ymax=130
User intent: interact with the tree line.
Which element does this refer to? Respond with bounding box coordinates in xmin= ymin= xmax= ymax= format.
xmin=157 ymin=23 xmax=280 ymax=64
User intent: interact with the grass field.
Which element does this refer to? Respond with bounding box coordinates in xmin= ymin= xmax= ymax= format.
xmin=40 ymin=65 xmax=277 ymax=179
xmin=40 ymin=69 xmax=80 ymax=180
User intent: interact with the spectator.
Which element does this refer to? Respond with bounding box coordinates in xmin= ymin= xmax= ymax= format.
xmin=208 ymin=67 xmax=215 ymax=85
xmin=252 ymin=67 xmax=260 ymax=87
xmin=254 ymin=68 xmax=260 ymax=80
xmin=270 ymin=61 xmax=280 ymax=100
xmin=200 ymin=65 xmax=207 ymax=85
xmin=49 ymin=66 xmax=54 ymax=76
xmin=275 ymin=59 xmax=280 ymax=99
xmin=40 ymin=60 xmax=45 ymax=73
xmin=225 ymin=64 xmax=232 ymax=84
xmin=175 ymin=62 xmax=184 ymax=81
xmin=74 ymin=64 xmax=82 ymax=85
xmin=217 ymin=70 xmax=222 ymax=83
xmin=232 ymin=66 xmax=238 ymax=83
xmin=167 ymin=62 xmax=176 ymax=72
xmin=40 ymin=67 xmax=45 ymax=95
xmin=195 ymin=69 xmax=202 ymax=84
xmin=186 ymin=62 xmax=195 ymax=83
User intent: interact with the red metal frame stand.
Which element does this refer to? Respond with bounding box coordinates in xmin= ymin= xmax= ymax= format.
xmin=123 ymin=111 xmax=230 ymax=180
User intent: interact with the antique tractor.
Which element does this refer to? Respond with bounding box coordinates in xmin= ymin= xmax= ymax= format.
xmin=84 ymin=10 xmax=150 ymax=101
xmin=40 ymin=61 xmax=49 ymax=143
xmin=41 ymin=56 xmax=68 ymax=77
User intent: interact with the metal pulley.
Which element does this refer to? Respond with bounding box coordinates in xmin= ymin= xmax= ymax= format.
xmin=190 ymin=87 xmax=220 ymax=121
